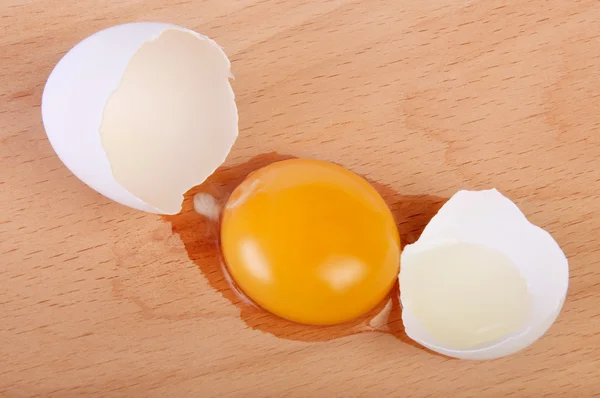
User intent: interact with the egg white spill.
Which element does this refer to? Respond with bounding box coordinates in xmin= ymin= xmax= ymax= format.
xmin=400 ymin=189 xmax=569 ymax=360
xmin=42 ymin=23 xmax=238 ymax=214
xmin=193 ymin=192 xmax=221 ymax=221
xmin=368 ymin=298 xmax=394 ymax=330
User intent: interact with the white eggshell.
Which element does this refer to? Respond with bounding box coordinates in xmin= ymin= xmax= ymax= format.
xmin=400 ymin=189 xmax=569 ymax=360
xmin=41 ymin=22 xmax=238 ymax=214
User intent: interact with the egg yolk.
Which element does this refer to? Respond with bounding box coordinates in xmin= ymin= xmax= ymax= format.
xmin=220 ymin=159 xmax=400 ymax=325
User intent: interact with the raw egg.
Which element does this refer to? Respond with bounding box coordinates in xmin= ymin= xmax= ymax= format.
xmin=400 ymin=189 xmax=569 ymax=359
xmin=42 ymin=22 xmax=237 ymax=214
xmin=220 ymin=159 xmax=401 ymax=325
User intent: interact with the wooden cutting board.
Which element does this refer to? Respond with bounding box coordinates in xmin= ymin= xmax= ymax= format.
xmin=1 ymin=0 xmax=599 ymax=396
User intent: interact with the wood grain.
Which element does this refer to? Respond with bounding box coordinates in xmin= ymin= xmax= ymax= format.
xmin=1 ymin=0 xmax=599 ymax=396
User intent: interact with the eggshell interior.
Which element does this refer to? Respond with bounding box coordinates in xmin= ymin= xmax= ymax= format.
xmin=100 ymin=29 xmax=237 ymax=214
xmin=42 ymin=23 xmax=237 ymax=214
xmin=400 ymin=189 xmax=569 ymax=360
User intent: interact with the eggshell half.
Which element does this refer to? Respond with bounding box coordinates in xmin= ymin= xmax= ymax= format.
xmin=400 ymin=189 xmax=569 ymax=360
xmin=42 ymin=22 xmax=238 ymax=214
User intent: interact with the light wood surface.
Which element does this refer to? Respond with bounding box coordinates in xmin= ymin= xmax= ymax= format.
xmin=2 ymin=0 xmax=600 ymax=396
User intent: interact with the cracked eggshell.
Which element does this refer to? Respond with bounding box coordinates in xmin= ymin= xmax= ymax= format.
xmin=41 ymin=22 xmax=238 ymax=214
xmin=400 ymin=189 xmax=569 ymax=360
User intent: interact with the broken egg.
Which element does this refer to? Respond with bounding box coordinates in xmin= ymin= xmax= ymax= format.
xmin=400 ymin=189 xmax=569 ymax=359
xmin=41 ymin=22 xmax=238 ymax=214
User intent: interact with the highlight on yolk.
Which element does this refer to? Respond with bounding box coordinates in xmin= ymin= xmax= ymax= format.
xmin=220 ymin=158 xmax=400 ymax=325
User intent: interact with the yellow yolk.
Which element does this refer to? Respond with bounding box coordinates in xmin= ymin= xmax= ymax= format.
xmin=220 ymin=159 xmax=400 ymax=325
